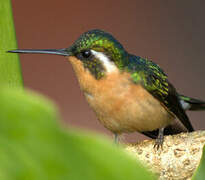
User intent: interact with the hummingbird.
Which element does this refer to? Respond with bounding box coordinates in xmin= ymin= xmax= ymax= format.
xmin=8 ymin=29 xmax=205 ymax=148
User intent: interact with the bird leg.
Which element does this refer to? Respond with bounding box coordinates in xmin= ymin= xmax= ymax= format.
xmin=154 ymin=128 xmax=164 ymax=150
xmin=114 ymin=133 xmax=119 ymax=144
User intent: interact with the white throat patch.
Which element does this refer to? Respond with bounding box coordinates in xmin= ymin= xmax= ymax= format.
xmin=91 ymin=50 xmax=117 ymax=73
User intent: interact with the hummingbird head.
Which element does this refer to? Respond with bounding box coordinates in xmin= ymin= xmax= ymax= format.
xmin=8 ymin=29 xmax=129 ymax=79
xmin=67 ymin=29 xmax=129 ymax=79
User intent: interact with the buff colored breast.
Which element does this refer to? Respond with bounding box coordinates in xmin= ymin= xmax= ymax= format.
xmin=68 ymin=56 xmax=174 ymax=134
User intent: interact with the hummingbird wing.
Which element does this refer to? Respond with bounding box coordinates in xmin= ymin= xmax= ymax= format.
xmin=128 ymin=55 xmax=194 ymax=133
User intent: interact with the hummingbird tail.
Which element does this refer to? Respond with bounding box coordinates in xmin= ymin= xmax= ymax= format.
xmin=179 ymin=95 xmax=205 ymax=111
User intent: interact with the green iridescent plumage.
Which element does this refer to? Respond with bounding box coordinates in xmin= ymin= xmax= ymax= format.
xmin=82 ymin=56 xmax=105 ymax=79
xmin=67 ymin=29 xmax=129 ymax=75
xmin=125 ymin=54 xmax=193 ymax=132
xmin=127 ymin=55 xmax=169 ymax=102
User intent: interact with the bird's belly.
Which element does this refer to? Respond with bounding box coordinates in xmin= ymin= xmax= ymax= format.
xmin=83 ymin=77 xmax=174 ymax=134
xmin=85 ymin=86 xmax=174 ymax=133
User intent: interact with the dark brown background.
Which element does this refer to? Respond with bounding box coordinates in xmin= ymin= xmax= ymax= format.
xmin=11 ymin=0 xmax=205 ymax=142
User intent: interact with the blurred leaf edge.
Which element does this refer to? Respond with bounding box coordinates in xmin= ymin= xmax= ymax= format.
xmin=192 ymin=145 xmax=205 ymax=180
xmin=0 ymin=86 xmax=156 ymax=179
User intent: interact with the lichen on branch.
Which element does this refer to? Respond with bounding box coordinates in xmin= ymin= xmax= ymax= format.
xmin=125 ymin=131 xmax=205 ymax=180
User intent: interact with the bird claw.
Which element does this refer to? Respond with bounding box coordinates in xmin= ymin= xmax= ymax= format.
xmin=154 ymin=137 xmax=164 ymax=150
xmin=154 ymin=128 xmax=164 ymax=150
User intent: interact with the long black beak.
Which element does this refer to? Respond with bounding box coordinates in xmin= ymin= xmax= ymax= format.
xmin=7 ymin=48 xmax=70 ymax=56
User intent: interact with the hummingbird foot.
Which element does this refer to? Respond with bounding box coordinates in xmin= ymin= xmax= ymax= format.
xmin=154 ymin=128 xmax=164 ymax=150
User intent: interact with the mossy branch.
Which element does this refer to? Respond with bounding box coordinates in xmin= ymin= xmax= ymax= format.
xmin=125 ymin=131 xmax=205 ymax=180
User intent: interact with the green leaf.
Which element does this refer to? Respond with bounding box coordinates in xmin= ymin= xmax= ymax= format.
xmin=0 ymin=0 xmax=23 ymax=87
xmin=192 ymin=145 xmax=205 ymax=180
xmin=0 ymin=87 xmax=156 ymax=180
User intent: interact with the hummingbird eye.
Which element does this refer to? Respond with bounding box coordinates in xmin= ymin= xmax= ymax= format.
xmin=81 ymin=50 xmax=91 ymax=59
